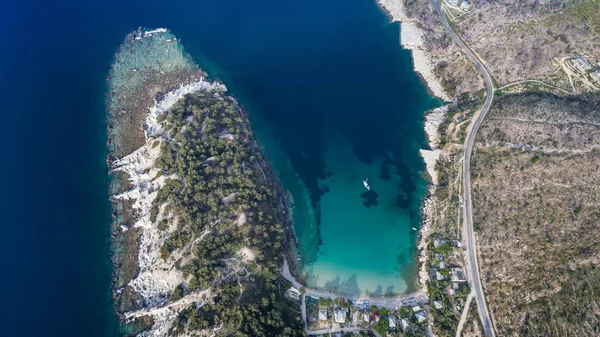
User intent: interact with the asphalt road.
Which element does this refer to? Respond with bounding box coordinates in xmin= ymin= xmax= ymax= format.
xmin=431 ymin=0 xmax=496 ymax=336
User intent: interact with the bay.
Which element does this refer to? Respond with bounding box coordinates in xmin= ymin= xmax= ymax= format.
xmin=0 ymin=0 xmax=436 ymax=335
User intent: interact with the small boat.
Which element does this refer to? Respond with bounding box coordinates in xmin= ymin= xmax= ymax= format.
xmin=412 ymin=227 xmax=417 ymax=231
xmin=297 ymin=257 xmax=302 ymax=261
xmin=363 ymin=178 xmax=370 ymax=191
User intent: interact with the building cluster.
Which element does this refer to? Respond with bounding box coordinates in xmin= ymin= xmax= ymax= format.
xmin=446 ymin=0 xmax=472 ymax=11
xmin=429 ymin=238 xmax=465 ymax=281
xmin=306 ymin=295 xmax=429 ymax=334
xmin=570 ymin=56 xmax=600 ymax=86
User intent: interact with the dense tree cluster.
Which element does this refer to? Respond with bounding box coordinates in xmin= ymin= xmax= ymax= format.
xmin=150 ymin=90 xmax=303 ymax=336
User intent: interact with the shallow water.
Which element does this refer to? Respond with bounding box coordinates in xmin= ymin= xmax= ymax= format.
xmin=2 ymin=0 xmax=436 ymax=335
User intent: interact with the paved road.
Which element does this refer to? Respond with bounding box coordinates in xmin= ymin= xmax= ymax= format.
xmin=431 ymin=1 xmax=496 ymax=336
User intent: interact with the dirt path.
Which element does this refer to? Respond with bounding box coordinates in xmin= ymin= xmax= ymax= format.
xmin=455 ymin=292 xmax=474 ymax=337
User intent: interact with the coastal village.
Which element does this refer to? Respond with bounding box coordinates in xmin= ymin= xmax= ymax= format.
xmin=281 ymin=233 xmax=472 ymax=336
xmin=283 ymin=283 xmax=430 ymax=336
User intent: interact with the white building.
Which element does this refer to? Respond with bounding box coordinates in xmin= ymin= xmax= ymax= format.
xmin=363 ymin=312 xmax=370 ymax=323
xmin=388 ymin=315 xmax=397 ymax=329
xmin=460 ymin=0 xmax=472 ymax=11
xmin=334 ymin=309 xmax=348 ymax=323
xmin=433 ymin=300 xmax=444 ymax=309
xmin=353 ymin=299 xmax=370 ymax=310
xmin=401 ymin=318 xmax=411 ymax=330
xmin=439 ymin=260 xmax=446 ymax=269
xmin=412 ymin=305 xmax=421 ymax=312
xmin=319 ymin=308 xmax=328 ymax=321
xmin=573 ymin=57 xmax=593 ymax=72
xmin=416 ymin=311 xmax=427 ymax=323
xmin=286 ymin=286 xmax=300 ymax=300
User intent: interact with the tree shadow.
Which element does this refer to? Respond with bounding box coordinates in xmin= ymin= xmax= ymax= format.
xmin=304 ymin=267 xmax=320 ymax=289
xmin=385 ymin=285 xmax=396 ymax=296
xmin=339 ymin=274 xmax=362 ymax=297
xmin=323 ymin=274 xmax=363 ymax=297
xmin=371 ymin=284 xmax=384 ymax=297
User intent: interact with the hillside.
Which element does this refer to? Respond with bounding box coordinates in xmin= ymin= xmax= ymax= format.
xmin=392 ymin=0 xmax=600 ymax=336
xmin=107 ymin=29 xmax=304 ymax=337
xmin=471 ymin=93 xmax=600 ymax=336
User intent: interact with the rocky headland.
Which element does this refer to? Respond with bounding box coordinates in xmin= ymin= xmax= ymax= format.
xmin=107 ymin=28 xmax=303 ymax=336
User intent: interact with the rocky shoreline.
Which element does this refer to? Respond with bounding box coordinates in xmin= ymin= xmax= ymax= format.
xmin=107 ymin=28 xmax=307 ymax=336
xmin=377 ymin=0 xmax=450 ymax=101
xmin=377 ymin=0 xmax=450 ymax=294
xmin=106 ymin=27 xmax=207 ymax=334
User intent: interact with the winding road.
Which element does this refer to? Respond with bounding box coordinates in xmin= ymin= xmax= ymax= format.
xmin=431 ymin=0 xmax=496 ymax=336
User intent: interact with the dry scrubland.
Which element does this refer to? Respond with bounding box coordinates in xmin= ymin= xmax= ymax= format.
xmin=400 ymin=0 xmax=600 ymax=335
xmin=471 ymin=93 xmax=600 ymax=336
xmin=403 ymin=0 xmax=485 ymax=96
xmin=454 ymin=0 xmax=600 ymax=87
xmin=404 ymin=0 xmax=600 ymax=93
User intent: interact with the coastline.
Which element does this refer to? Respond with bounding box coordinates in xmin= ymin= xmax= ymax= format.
xmin=107 ymin=28 xmax=305 ymax=336
xmin=106 ymin=28 xmax=208 ymax=334
xmin=377 ymin=0 xmax=450 ymax=102
xmin=377 ymin=0 xmax=450 ymax=294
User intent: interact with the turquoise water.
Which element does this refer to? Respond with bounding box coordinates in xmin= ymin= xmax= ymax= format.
xmin=2 ymin=0 xmax=437 ymax=335
xmin=304 ymin=132 xmax=420 ymax=296
xmin=185 ymin=2 xmax=439 ymax=295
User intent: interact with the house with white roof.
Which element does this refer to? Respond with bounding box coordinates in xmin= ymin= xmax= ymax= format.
xmin=433 ymin=300 xmax=443 ymax=309
xmin=460 ymin=0 xmax=471 ymax=11
xmin=573 ymin=56 xmax=593 ymax=72
xmin=286 ymin=286 xmax=300 ymax=300
xmin=318 ymin=308 xmax=328 ymax=321
xmin=353 ymin=298 xmax=370 ymax=310
xmin=388 ymin=315 xmax=397 ymax=329
xmin=401 ymin=317 xmax=411 ymax=330
xmin=334 ymin=308 xmax=347 ymax=323
xmin=439 ymin=260 xmax=446 ymax=270
xmin=415 ymin=311 xmax=427 ymax=323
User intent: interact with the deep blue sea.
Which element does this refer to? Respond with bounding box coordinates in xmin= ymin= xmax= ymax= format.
xmin=1 ymin=0 xmax=436 ymax=335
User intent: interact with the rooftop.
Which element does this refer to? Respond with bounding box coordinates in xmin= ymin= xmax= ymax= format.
xmin=334 ymin=308 xmax=347 ymax=323
xmin=388 ymin=315 xmax=397 ymax=329
xmin=319 ymin=308 xmax=328 ymax=321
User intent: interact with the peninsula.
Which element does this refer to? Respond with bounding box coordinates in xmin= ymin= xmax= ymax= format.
xmin=107 ymin=28 xmax=303 ymax=336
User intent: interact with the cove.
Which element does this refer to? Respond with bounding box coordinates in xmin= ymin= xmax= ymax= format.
xmin=185 ymin=1 xmax=440 ymax=295
xmin=2 ymin=0 xmax=438 ymax=335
